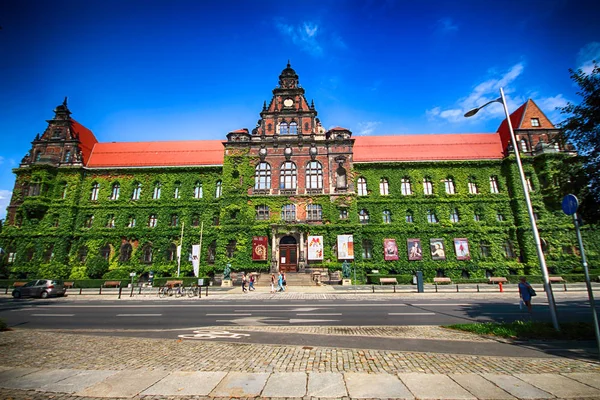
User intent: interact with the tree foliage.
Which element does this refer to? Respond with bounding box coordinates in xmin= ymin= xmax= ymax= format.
xmin=559 ymin=62 xmax=600 ymax=221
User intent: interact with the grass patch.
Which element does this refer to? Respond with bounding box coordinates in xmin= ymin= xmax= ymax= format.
xmin=445 ymin=321 xmax=596 ymax=340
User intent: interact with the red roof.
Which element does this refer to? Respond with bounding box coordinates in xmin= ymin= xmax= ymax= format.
xmin=86 ymin=140 xmax=224 ymax=168
xmin=497 ymin=99 xmax=556 ymax=155
xmin=353 ymin=134 xmax=504 ymax=162
xmin=71 ymin=119 xmax=98 ymax=164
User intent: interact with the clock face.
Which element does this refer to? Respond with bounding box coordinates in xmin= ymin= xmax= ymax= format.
xmin=283 ymin=98 xmax=294 ymax=107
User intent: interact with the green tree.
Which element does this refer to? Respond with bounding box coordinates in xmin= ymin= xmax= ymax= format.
xmin=559 ymin=62 xmax=600 ymax=222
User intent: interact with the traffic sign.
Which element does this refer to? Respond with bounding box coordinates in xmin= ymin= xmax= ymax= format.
xmin=562 ymin=194 xmax=579 ymax=215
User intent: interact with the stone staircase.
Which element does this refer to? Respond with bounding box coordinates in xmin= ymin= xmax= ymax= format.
xmin=254 ymin=272 xmax=318 ymax=287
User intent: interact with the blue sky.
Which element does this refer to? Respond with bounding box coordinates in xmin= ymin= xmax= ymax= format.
xmin=1 ymin=0 xmax=599 ymax=220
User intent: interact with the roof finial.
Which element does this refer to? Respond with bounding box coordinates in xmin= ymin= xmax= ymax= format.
xmin=287 ymin=60 xmax=291 ymax=68
xmin=63 ymin=96 xmax=68 ymax=107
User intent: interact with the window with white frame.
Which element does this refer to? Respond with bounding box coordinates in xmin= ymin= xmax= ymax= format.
xmin=289 ymin=121 xmax=298 ymax=135
xmin=520 ymin=139 xmax=529 ymax=152
xmin=401 ymin=178 xmax=412 ymax=195
xmin=489 ymin=176 xmax=499 ymax=194
xmin=339 ymin=208 xmax=348 ymax=220
xmin=530 ymin=118 xmax=540 ymax=127
xmin=362 ymin=239 xmax=373 ymax=259
xmin=279 ymin=162 xmax=297 ymax=190
xmin=379 ymin=178 xmax=389 ymax=195
xmin=496 ymin=213 xmax=504 ymax=221
xmin=306 ymin=204 xmax=322 ymax=221
xmin=279 ymin=122 xmax=289 ymax=135
xmin=306 ymin=161 xmax=323 ymax=190
xmin=152 ymin=182 xmax=161 ymax=200
xmin=110 ymin=183 xmax=120 ymax=200
xmin=174 ymin=182 xmax=181 ymax=199
xmin=357 ymin=177 xmax=367 ymax=196
xmin=194 ymin=182 xmax=203 ymax=199
xmin=423 ymin=178 xmax=433 ymax=195
xmin=132 ymin=183 xmax=141 ymax=200
xmin=427 ymin=210 xmax=438 ymax=223
xmin=148 ymin=214 xmax=158 ymax=228
xmin=7 ymin=252 xmax=16 ymax=264
xmin=526 ymin=174 xmax=534 ymax=191
xmin=444 ymin=178 xmax=455 ymax=194
xmin=359 ymin=209 xmax=369 ymax=224
xmin=406 ymin=210 xmax=414 ymax=223
xmin=215 ymin=180 xmax=222 ymax=198
xmin=255 ymin=205 xmax=270 ymax=220
xmin=106 ymin=214 xmax=116 ymax=228
xmin=127 ymin=215 xmax=136 ymax=228
xmin=281 ymin=204 xmax=296 ymax=221
xmin=255 ymin=162 xmax=271 ymax=190
xmin=382 ymin=210 xmax=392 ymax=224
xmin=450 ymin=208 xmax=459 ymax=223
xmin=90 ymin=183 xmax=99 ymax=201
xmin=61 ymin=183 xmax=68 ymax=199
xmin=468 ymin=179 xmax=479 ymax=194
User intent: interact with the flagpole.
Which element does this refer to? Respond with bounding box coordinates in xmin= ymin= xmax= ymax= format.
xmin=177 ymin=221 xmax=185 ymax=278
xmin=198 ymin=221 xmax=204 ymax=277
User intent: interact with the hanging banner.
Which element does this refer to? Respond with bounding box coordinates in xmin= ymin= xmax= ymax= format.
xmin=337 ymin=234 xmax=354 ymax=260
xmin=383 ymin=238 xmax=399 ymax=261
xmin=407 ymin=238 xmax=423 ymax=261
xmin=307 ymin=235 xmax=324 ymax=260
xmin=176 ymin=245 xmax=181 ymax=258
xmin=252 ymin=236 xmax=268 ymax=261
xmin=454 ymin=238 xmax=471 ymax=260
xmin=191 ymin=245 xmax=201 ymax=277
xmin=430 ymin=238 xmax=446 ymax=260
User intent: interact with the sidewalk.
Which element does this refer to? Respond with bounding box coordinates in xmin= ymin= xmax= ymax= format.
xmin=1 ymin=288 xmax=600 ymax=399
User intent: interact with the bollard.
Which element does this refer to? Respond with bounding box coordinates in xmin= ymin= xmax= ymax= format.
xmin=372 ymin=285 xmax=375 ymax=293
xmin=118 ymin=286 xmax=122 ymax=299
xmin=205 ymin=285 xmax=209 ymax=297
xmin=477 ymin=284 xmax=480 ymax=293
xmin=564 ymin=283 xmax=567 ymax=292
xmin=130 ymin=285 xmax=134 ymax=297
xmin=138 ymin=286 xmax=142 ymax=295
xmin=435 ymin=284 xmax=438 ymax=293
xmin=499 ymin=282 xmax=503 ymax=292
xmin=394 ymin=285 xmax=396 ymax=293
xmin=456 ymin=284 xmax=459 ymax=292
xmin=99 ymin=286 xmax=102 ymax=295
xmin=79 ymin=287 xmax=82 ymax=295
xmin=4 ymin=287 xmax=8 ymax=295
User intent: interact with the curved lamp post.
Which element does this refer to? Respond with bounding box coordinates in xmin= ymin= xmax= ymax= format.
xmin=465 ymin=87 xmax=559 ymax=331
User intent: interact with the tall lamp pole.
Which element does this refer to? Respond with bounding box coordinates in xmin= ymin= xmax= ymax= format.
xmin=465 ymin=87 xmax=560 ymax=331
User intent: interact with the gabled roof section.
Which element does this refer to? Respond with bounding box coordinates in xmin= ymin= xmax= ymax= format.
xmin=71 ymin=119 xmax=98 ymax=164
xmin=497 ymin=99 xmax=556 ymax=154
xmin=86 ymin=140 xmax=224 ymax=168
xmin=353 ymin=134 xmax=503 ymax=162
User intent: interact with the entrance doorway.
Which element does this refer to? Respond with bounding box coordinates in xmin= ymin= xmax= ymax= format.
xmin=279 ymin=235 xmax=298 ymax=272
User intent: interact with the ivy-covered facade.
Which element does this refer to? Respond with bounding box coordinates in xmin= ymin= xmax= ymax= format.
xmin=0 ymin=64 xmax=597 ymax=282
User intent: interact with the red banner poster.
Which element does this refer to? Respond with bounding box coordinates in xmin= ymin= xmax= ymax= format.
xmin=383 ymin=238 xmax=399 ymax=261
xmin=252 ymin=236 xmax=268 ymax=261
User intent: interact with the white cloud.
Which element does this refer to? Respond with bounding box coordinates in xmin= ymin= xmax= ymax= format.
xmin=0 ymin=190 xmax=12 ymax=221
xmin=0 ymin=156 xmax=4 ymax=165
xmin=577 ymin=42 xmax=600 ymax=74
xmin=436 ymin=17 xmax=458 ymax=33
xmin=275 ymin=20 xmax=323 ymax=57
xmin=357 ymin=121 xmax=381 ymax=135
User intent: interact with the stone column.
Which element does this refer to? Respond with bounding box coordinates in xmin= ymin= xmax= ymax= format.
xmin=298 ymin=231 xmax=306 ymax=271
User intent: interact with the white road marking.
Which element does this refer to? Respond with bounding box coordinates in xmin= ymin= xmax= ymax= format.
xmin=178 ymin=330 xmax=251 ymax=340
xmin=410 ymin=303 xmax=472 ymax=306
xmin=116 ymin=314 xmax=162 ymax=317
xmin=388 ymin=312 xmax=436 ymax=316
xmin=207 ymin=313 xmax=251 ymax=316
xmin=296 ymin=313 xmax=342 ymax=316
xmin=289 ymin=318 xmax=339 ymax=324
xmin=30 ymin=314 xmax=74 ymax=317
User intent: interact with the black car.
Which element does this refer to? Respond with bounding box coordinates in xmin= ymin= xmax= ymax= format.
xmin=12 ymin=280 xmax=67 ymax=299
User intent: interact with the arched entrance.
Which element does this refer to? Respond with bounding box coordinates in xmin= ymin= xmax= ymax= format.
xmin=279 ymin=235 xmax=298 ymax=272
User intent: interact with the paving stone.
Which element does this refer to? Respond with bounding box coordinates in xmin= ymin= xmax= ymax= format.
xmin=76 ymin=369 xmax=168 ymax=398
xmin=482 ymin=374 xmax=554 ymax=399
xmin=345 ymin=372 xmax=414 ymax=399
xmin=562 ymin=372 xmax=600 ymax=390
xmin=42 ymin=369 xmax=118 ymax=393
xmin=0 ymin=367 xmax=40 ymax=385
xmin=262 ymin=372 xmax=307 ymax=397
xmin=516 ymin=373 xmax=600 ymax=398
xmin=0 ymin=368 xmax=80 ymax=389
xmin=141 ymin=370 xmax=226 ymax=396
xmin=449 ymin=373 xmax=516 ymax=399
xmin=307 ymin=372 xmax=347 ymax=398
xmin=209 ymin=372 xmax=269 ymax=397
xmin=399 ymin=372 xmax=475 ymax=399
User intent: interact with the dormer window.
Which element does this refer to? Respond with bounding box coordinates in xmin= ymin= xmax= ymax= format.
xmin=531 ymin=118 xmax=540 ymax=127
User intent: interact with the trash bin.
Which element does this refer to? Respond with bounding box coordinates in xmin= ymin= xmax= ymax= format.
xmin=416 ymin=271 xmax=424 ymax=293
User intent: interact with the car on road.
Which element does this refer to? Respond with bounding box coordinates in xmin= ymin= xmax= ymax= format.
xmin=12 ymin=279 xmax=66 ymax=299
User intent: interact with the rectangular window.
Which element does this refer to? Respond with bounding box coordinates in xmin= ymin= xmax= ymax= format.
xmin=281 ymin=205 xmax=296 ymax=222
xmin=489 ymin=177 xmax=499 ymax=194
xmin=256 ymin=205 xmax=270 ymax=220
xmin=127 ymin=216 xmax=136 ymax=228
xmin=306 ymin=204 xmax=322 ymax=221
xmin=106 ymin=214 xmax=115 ymax=228
xmin=362 ymin=240 xmax=373 ymax=259
xmin=339 ymin=209 xmax=348 ymax=220
xmin=423 ymin=179 xmax=433 ymax=195
xmin=468 ymin=182 xmax=478 ymax=194
xmin=531 ymin=118 xmax=540 ymax=127
xmin=405 ymin=214 xmax=413 ymax=223
xmin=7 ymin=252 xmax=16 ymax=264
xmin=444 ymin=179 xmax=455 ymax=194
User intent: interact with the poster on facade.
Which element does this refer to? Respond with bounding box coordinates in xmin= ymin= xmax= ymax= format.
xmin=337 ymin=235 xmax=354 ymax=260
xmin=454 ymin=238 xmax=471 ymax=260
xmin=383 ymin=239 xmax=399 ymax=261
xmin=307 ymin=235 xmax=324 ymax=260
xmin=407 ymin=238 xmax=423 ymax=261
xmin=252 ymin=236 xmax=268 ymax=261
xmin=191 ymin=244 xmax=201 ymax=277
xmin=430 ymin=238 xmax=446 ymax=260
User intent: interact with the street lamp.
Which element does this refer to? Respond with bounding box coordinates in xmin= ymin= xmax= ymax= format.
xmin=465 ymin=87 xmax=560 ymax=331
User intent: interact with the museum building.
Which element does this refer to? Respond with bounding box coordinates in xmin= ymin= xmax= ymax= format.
xmin=0 ymin=63 xmax=594 ymax=281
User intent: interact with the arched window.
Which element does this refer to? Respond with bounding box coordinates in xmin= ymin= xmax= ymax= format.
xmin=379 ymin=178 xmax=389 ymax=195
xmin=141 ymin=244 xmax=153 ymax=263
xmin=401 ymin=178 xmax=412 ymax=195
xmin=357 ymin=177 xmax=367 ymax=196
xmin=132 ymin=183 xmax=142 ymax=200
xmin=306 ymin=161 xmax=323 ymax=190
xmin=450 ymin=208 xmax=459 ymax=223
xmin=279 ymin=162 xmax=297 ymax=190
xmin=119 ymin=243 xmax=132 ymax=262
xmin=520 ymin=139 xmax=529 ymax=152
xmin=215 ymin=180 xmax=222 ymax=198
xmin=281 ymin=204 xmax=296 ymax=221
xmin=166 ymin=243 xmax=177 ymax=262
xmin=254 ymin=162 xmax=271 ymax=190
xmin=423 ymin=178 xmax=433 ymax=195
xmin=489 ymin=176 xmax=500 ymax=194
xmin=64 ymin=150 xmax=71 ymax=163
xmin=468 ymin=178 xmax=478 ymax=194
xmin=405 ymin=210 xmax=414 ymax=223
xmin=110 ymin=183 xmax=120 ymax=200
xmin=359 ymin=209 xmax=369 ymax=224
xmin=336 ymin=165 xmax=347 ymax=189
xmin=443 ymin=178 xmax=454 ymax=194
xmin=382 ymin=210 xmax=392 ymax=224
xmin=100 ymin=244 xmax=111 ymax=261
xmin=43 ymin=244 xmax=54 ymax=262
xmin=152 ymin=182 xmax=161 ymax=199
xmin=194 ymin=182 xmax=203 ymax=199
xmin=173 ymin=182 xmax=181 ymax=199
xmin=279 ymin=122 xmax=289 ymax=135
xmin=90 ymin=183 xmax=100 ymax=201
xmin=289 ymin=121 xmax=298 ymax=135
xmin=427 ymin=210 xmax=438 ymax=223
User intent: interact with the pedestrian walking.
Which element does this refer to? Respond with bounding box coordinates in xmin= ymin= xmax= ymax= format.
xmin=277 ymin=271 xmax=285 ymax=292
xmin=249 ymin=274 xmax=256 ymax=291
xmin=518 ymin=276 xmax=535 ymax=313
xmin=241 ymin=272 xmax=248 ymax=293
xmin=282 ymin=272 xmax=287 ymax=290
xmin=270 ymin=273 xmax=276 ymax=293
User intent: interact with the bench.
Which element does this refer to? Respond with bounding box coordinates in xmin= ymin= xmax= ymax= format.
xmin=12 ymin=282 xmax=27 ymax=287
xmin=64 ymin=281 xmax=74 ymax=288
xmin=488 ymin=277 xmax=508 ymax=284
xmin=433 ymin=277 xmax=452 ymax=284
xmin=379 ymin=277 xmax=398 ymax=285
xmin=103 ymin=281 xmax=121 ymax=288
xmin=549 ymin=276 xmax=564 ymax=283
xmin=164 ymin=280 xmax=183 ymax=288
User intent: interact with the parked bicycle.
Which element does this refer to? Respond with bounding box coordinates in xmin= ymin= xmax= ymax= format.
xmin=186 ymin=284 xmax=200 ymax=298
xmin=158 ymin=280 xmax=185 ymax=298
